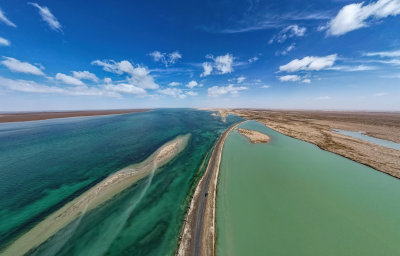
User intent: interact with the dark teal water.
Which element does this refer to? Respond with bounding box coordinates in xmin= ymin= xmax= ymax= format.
xmin=0 ymin=109 xmax=242 ymax=255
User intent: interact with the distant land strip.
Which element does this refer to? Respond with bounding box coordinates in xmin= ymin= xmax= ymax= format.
xmin=0 ymin=109 xmax=151 ymax=123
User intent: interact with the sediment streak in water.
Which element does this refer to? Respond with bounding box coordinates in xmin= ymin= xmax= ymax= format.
xmin=2 ymin=134 xmax=190 ymax=256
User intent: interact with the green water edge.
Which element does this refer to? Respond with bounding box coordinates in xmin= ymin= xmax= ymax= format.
xmin=0 ymin=109 xmax=243 ymax=256
xmin=216 ymin=120 xmax=400 ymax=256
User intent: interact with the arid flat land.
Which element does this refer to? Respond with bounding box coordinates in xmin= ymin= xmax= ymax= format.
xmin=231 ymin=109 xmax=400 ymax=179
xmin=0 ymin=109 xmax=151 ymax=123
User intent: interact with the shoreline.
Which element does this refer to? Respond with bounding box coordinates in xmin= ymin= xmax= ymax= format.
xmin=2 ymin=134 xmax=190 ymax=256
xmin=0 ymin=109 xmax=151 ymax=123
xmin=232 ymin=109 xmax=400 ymax=179
xmin=177 ymin=121 xmax=243 ymax=256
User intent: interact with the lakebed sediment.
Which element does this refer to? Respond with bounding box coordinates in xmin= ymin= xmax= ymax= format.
xmin=2 ymin=134 xmax=190 ymax=256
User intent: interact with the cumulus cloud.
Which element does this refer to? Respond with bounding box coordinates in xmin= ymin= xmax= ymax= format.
xmin=157 ymin=88 xmax=198 ymax=98
xmin=302 ymin=78 xmax=311 ymax=83
xmin=186 ymin=80 xmax=202 ymax=89
xmin=1 ymin=57 xmax=45 ymax=76
xmin=29 ymin=3 xmax=62 ymax=32
xmin=0 ymin=37 xmax=10 ymax=46
xmin=208 ymin=84 xmax=247 ymax=97
xmin=201 ymin=54 xmax=234 ymax=77
xmin=326 ymin=0 xmax=400 ymax=36
xmin=55 ymin=73 xmax=85 ymax=86
xmin=72 ymin=71 xmax=99 ymax=82
xmin=168 ymin=81 xmax=181 ymax=86
xmin=0 ymin=8 xmax=16 ymax=27
xmin=92 ymin=59 xmax=159 ymax=89
xmin=149 ymin=51 xmax=182 ymax=67
xmin=201 ymin=62 xmax=213 ymax=77
xmin=269 ymin=25 xmax=306 ymax=44
xmin=279 ymin=54 xmax=337 ymax=72
xmin=278 ymin=75 xmax=302 ymax=82
xmin=261 ymin=85 xmax=271 ymax=88
xmin=104 ymin=83 xmax=146 ymax=95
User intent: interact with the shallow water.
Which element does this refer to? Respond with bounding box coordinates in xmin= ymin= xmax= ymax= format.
xmin=0 ymin=109 xmax=242 ymax=255
xmin=217 ymin=120 xmax=400 ymax=256
xmin=333 ymin=129 xmax=400 ymax=150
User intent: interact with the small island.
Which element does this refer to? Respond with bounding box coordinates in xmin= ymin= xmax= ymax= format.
xmin=238 ymin=128 xmax=270 ymax=143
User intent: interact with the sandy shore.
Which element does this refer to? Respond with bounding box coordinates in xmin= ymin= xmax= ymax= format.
xmin=0 ymin=109 xmax=150 ymax=123
xmin=2 ymin=134 xmax=190 ymax=256
xmin=237 ymin=128 xmax=270 ymax=143
xmin=177 ymin=122 xmax=242 ymax=256
xmin=232 ymin=109 xmax=400 ymax=179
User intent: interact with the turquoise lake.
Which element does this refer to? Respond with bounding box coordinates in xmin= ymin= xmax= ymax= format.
xmin=0 ymin=109 xmax=242 ymax=256
xmin=217 ymin=121 xmax=400 ymax=256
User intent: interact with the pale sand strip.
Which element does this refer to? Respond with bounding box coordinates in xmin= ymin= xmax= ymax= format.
xmin=237 ymin=128 xmax=270 ymax=143
xmin=2 ymin=134 xmax=190 ymax=256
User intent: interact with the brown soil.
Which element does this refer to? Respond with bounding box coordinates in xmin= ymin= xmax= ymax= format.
xmin=237 ymin=128 xmax=270 ymax=143
xmin=0 ymin=109 xmax=151 ymax=123
xmin=231 ymin=109 xmax=400 ymax=179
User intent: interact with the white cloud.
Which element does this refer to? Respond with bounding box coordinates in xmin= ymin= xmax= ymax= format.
xmin=0 ymin=8 xmax=16 ymax=28
xmin=104 ymin=83 xmax=146 ymax=95
xmin=72 ymin=71 xmax=99 ymax=82
xmin=55 ymin=73 xmax=85 ymax=86
xmin=208 ymin=84 xmax=247 ymax=97
xmin=1 ymin=57 xmax=45 ymax=76
xmin=201 ymin=53 xmax=234 ymax=77
xmin=186 ymin=80 xmax=203 ymax=89
xmin=302 ymin=78 xmax=311 ymax=83
xmin=279 ymin=54 xmax=337 ymax=72
xmin=0 ymin=37 xmax=10 ymax=46
xmin=269 ymin=25 xmax=306 ymax=44
xmin=92 ymin=59 xmax=159 ymax=89
xmin=329 ymin=65 xmax=377 ymax=71
xmin=261 ymin=85 xmax=271 ymax=88
xmin=168 ymin=81 xmax=181 ymax=86
xmin=201 ymin=62 xmax=213 ymax=77
xmin=29 ymin=3 xmax=62 ymax=32
xmin=0 ymin=76 xmax=118 ymax=97
xmin=326 ymin=0 xmax=400 ymax=36
xmin=279 ymin=75 xmax=301 ymax=82
xmin=364 ymin=49 xmax=400 ymax=57
xmin=157 ymin=87 xmax=186 ymax=98
xmin=237 ymin=76 xmax=246 ymax=83
xmin=276 ymin=43 xmax=296 ymax=56
xmin=215 ymin=54 xmax=234 ymax=74
xmin=149 ymin=51 xmax=182 ymax=67
xmin=248 ymin=56 xmax=259 ymax=63
xmin=186 ymin=91 xmax=198 ymax=96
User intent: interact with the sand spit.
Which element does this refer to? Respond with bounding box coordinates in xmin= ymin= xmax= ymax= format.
xmin=237 ymin=128 xmax=270 ymax=143
xmin=2 ymin=134 xmax=190 ymax=256
xmin=198 ymin=108 xmax=231 ymax=122
xmin=177 ymin=122 xmax=242 ymax=256
xmin=232 ymin=109 xmax=400 ymax=179
xmin=0 ymin=109 xmax=150 ymax=123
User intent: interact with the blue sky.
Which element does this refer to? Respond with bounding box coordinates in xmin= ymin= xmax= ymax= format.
xmin=1 ymin=0 xmax=400 ymax=111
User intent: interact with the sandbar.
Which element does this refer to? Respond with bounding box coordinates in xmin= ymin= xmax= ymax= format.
xmin=2 ymin=134 xmax=190 ymax=256
xmin=237 ymin=128 xmax=270 ymax=143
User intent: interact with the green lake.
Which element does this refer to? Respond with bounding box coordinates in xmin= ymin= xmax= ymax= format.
xmin=216 ymin=120 xmax=400 ymax=256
